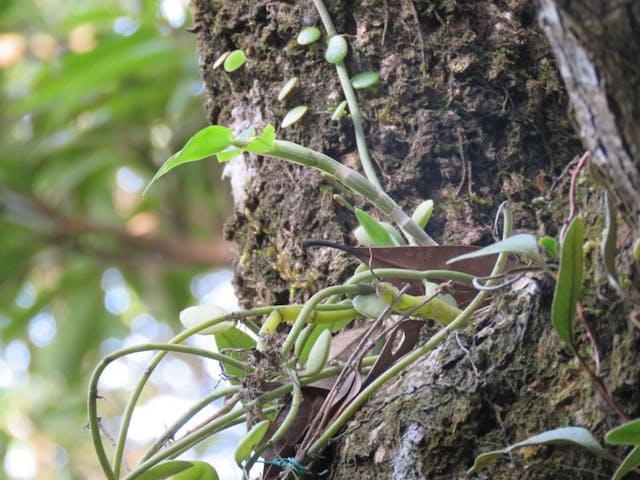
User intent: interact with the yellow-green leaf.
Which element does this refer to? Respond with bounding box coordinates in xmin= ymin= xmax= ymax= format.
xmin=224 ymin=49 xmax=246 ymax=72
xmin=145 ymin=126 xmax=233 ymax=194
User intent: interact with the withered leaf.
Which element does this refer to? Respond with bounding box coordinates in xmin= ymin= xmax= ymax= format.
xmin=362 ymin=319 xmax=426 ymax=388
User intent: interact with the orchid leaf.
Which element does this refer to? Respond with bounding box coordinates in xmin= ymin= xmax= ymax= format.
xmin=551 ymin=216 xmax=584 ymax=346
xmin=145 ymin=125 xmax=233 ymax=193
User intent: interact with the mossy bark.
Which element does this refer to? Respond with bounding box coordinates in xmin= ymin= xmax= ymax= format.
xmin=190 ymin=0 xmax=640 ymax=478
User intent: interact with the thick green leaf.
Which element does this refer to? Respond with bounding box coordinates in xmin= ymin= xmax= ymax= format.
xmin=172 ymin=461 xmax=219 ymax=480
xmin=213 ymin=327 xmax=256 ymax=379
xmin=297 ymin=27 xmax=321 ymax=45
xmin=136 ymin=461 xmax=193 ymax=480
xmin=447 ymin=233 xmax=543 ymax=266
xmin=145 ymin=126 xmax=233 ymax=193
xmin=277 ymin=77 xmax=298 ymax=101
xmin=606 ymin=418 xmax=640 ymax=445
xmin=281 ymin=106 xmax=308 ymax=128
xmin=350 ymin=71 xmax=380 ymax=89
xmin=612 ymin=445 xmax=640 ymax=480
xmin=468 ymin=427 xmax=606 ymax=474
xmin=354 ymin=208 xmax=399 ymax=246
xmin=224 ymin=49 xmax=246 ymax=72
xmin=234 ymin=420 xmax=271 ymax=464
xmin=551 ymin=216 xmax=584 ymax=346
xmin=304 ymin=329 xmax=332 ymax=375
xmin=325 ymin=35 xmax=348 ymax=63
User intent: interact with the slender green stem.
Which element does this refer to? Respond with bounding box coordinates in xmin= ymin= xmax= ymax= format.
xmin=306 ymin=205 xmax=513 ymax=456
xmin=262 ymin=139 xmax=436 ymax=245
xmin=345 ymin=268 xmax=476 ymax=286
xmin=280 ymin=284 xmax=374 ymax=357
xmin=311 ymin=0 xmax=382 ymax=191
xmin=88 ymin=343 xmax=247 ymax=479
xmin=140 ymin=386 xmax=241 ymax=462
xmin=123 ymin=407 xmax=247 ymax=480
xmin=97 ymin=306 xmax=280 ymax=479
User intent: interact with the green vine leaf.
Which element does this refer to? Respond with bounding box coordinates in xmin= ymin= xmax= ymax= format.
xmin=551 ymin=216 xmax=584 ymax=346
xmin=144 ymin=125 xmax=233 ymax=194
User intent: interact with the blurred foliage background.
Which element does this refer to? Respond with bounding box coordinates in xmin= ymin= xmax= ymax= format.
xmin=0 ymin=0 xmax=235 ymax=477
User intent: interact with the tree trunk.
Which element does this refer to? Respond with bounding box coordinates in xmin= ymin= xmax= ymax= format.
xmin=190 ymin=0 xmax=639 ymax=478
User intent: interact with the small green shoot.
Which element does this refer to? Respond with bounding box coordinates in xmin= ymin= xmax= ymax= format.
xmin=277 ymin=77 xmax=298 ymax=101
xmin=539 ymin=236 xmax=558 ymax=257
xmin=325 ymin=35 xmax=348 ymax=64
xmin=297 ymin=27 xmax=321 ymax=45
xmin=224 ymin=49 xmax=247 ymax=72
xmin=411 ymin=199 xmax=434 ymax=229
xmin=281 ymin=106 xmax=308 ymax=128
xmin=350 ymin=71 xmax=380 ymax=89
xmin=551 ymin=216 xmax=584 ymax=346
xmin=354 ymin=208 xmax=403 ymax=246
xmin=244 ymin=124 xmax=276 ymax=153
xmin=331 ymin=100 xmax=348 ymax=120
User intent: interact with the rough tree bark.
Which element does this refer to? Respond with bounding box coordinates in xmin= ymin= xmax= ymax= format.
xmin=190 ymin=0 xmax=639 ymax=478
